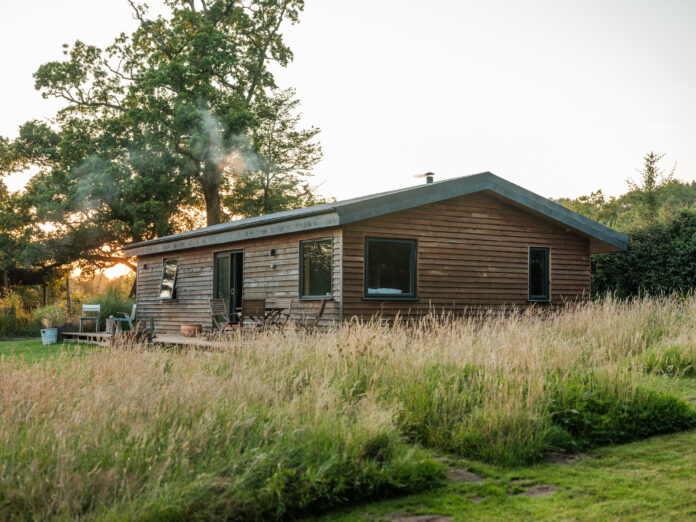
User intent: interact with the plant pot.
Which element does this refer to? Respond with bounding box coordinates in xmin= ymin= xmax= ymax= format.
xmin=181 ymin=324 xmax=203 ymax=337
xmin=40 ymin=328 xmax=58 ymax=345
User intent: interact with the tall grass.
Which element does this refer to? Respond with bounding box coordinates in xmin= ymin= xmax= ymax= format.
xmin=1 ymin=295 xmax=696 ymax=519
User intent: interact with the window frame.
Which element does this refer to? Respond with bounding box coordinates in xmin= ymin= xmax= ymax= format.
xmin=528 ymin=247 xmax=550 ymax=302
xmin=363 ymin=237 xmax=418 ymax=300
xmin=299 ymin=237 xmax=333 ymax=300
xmin=159 ymin=258 xmax=179 ymax=301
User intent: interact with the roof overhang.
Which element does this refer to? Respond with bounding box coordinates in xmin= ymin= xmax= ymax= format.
xmin=124 ymin=172 xmax=628 ymax=257
xmin=125 ymin=212 xmax=339 ymax=257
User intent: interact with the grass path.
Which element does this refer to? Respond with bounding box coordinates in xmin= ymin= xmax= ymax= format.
xmin=0 ymin=339 xmax=98 ymax=362
xmin=312 ymin=377 xmax=696 ymax=521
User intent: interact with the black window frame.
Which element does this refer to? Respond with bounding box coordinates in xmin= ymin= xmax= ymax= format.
xmin=299 ymin=237 xmax=333 ymax=300
xmin=159 ymin=258 xmax=179 ymax=301
xmin=528 ymin=247 xmax=550 ymax=302
xmin=364 ymin=237 xmax=418 ymax=300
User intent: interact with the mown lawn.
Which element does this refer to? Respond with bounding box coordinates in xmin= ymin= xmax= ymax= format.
xmin=312 ymin=377 xmax=696 ymax=521
xmin=0 ymin=339 xmax=98 ymax=362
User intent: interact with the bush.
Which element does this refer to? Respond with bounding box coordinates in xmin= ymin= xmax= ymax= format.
xmin=92 ymin=288 xmax=135 ymax=330
xmin=548 ymin=373 xmax=696 ymax=451
xmin=33 ymin=303 xmax=70 ymax=328
xmin=0 ymin=290 xmax=40 ymax=338
xmin=592 ymin=208 xmax=696 ymax=297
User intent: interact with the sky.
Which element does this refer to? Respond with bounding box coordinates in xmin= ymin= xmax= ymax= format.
xmin=1 ymin=0 xmax=695 ymax=203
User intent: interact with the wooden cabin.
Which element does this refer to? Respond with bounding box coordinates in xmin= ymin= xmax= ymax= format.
xmin=123 ymin=172 xmax=628 ymax=333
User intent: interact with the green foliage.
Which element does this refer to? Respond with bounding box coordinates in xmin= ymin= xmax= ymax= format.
xmin=556 ymin=152 xmax=693 ymax=232
xmin=33 ymin=302 xmax=70 ymax=328
xmin=644 ymin=345 xmax=696 ymax=377
xmin=0 ymin=290 xmax=40 ymax=338
xmin=626 ymin=152 xmax=676 ymax=224
xmin=548 ymin=374 xmax=696 ymax=451
xmin=592 ymin=208 xmax=696 ymax=297
xmin=93 ymin=287 xmax=135 ymax=330
xmin=0 ymin=0 xmax=322 ymax=281
xmin=224 ymin=88 xmax=325 ymax=217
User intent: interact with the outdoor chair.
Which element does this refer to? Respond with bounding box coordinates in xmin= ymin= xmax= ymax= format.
xmin=293 ymin=298 xmax=328 ymax=331
xmin=79 ymin=304 xmax=101 ymax=332
xmin=272 ymin=298 xmax=293 ymax=328
xmin=238 ymin=298 xmax=266 ymax=327
xmin=113 ymin=304 xmax=136 ymax=332
xmin=209 ymin=298 xmax=233 ymax=331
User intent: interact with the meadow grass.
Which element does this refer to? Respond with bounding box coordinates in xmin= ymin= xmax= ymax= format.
xmin=1 ymin=296 xmax=696 ymax=519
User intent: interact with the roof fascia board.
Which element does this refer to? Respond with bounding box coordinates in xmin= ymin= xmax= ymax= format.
xmin=337 ymin=172 xmax=628 ymax=251
xmin=485 ymin=176 xmax=628 ymax=250
xmin=126 ymin=212 xmax=340 ymax=257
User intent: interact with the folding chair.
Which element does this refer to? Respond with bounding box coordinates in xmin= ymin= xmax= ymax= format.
xmin=209 ymin=298 xmax=232 ymax=331
xmin=238 ymin=298 xmax=266 ymax=328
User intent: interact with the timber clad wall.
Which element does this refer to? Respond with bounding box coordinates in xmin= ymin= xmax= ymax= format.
xmin=342 ymin=191 xmax=590 ymax=319
xmin=136 ymin=229 xmax=342 ymax=334
xmin=135 ymin=191 xmax=594 ymax=332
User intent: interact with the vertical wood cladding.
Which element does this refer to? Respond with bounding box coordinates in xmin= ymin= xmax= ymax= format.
xmin=136 ymin=229 xmax=342 ymax=334
xmin=341 ymin=191 xmax=590 ymax=319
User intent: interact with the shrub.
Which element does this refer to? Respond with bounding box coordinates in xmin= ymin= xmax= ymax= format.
xmin=33 ymin=302 xmax=70 ymax=328
xmin=0 ymin=290 xmax=40 ymax=338
xmin=548 ymin=372 xmax=696 ymax=451
xmin=93 ymin=288 xmax=135 ymax=330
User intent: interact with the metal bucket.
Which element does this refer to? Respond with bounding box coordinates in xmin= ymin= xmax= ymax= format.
xmin=40 ymin=328 xmax=58 ymax=345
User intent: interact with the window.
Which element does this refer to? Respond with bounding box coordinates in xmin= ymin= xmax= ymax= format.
xmin=365 ymin=238 xmax=417 ymax=298
xmin=529 ymin=247 xmax=550 ymax=301
xmin=159 ymin=258 xmax=178 ymax=299
xmin=300 ymin=238 xmax=332 ymax=298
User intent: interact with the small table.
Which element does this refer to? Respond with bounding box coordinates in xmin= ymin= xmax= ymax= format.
xmin=236 ymin=306 xmax=286 ymax=327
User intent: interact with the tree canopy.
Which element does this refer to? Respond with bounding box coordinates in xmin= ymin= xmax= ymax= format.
xmin=557 ymin=152 xmax=696 ymax=297
xmin=0 ymin=0 xmax=323 ymax=283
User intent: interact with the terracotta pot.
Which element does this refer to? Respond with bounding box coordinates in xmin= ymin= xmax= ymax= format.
xmin=180 ymin=323 xmax=203 ymax=337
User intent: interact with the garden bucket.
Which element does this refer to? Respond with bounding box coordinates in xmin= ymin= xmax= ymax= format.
xmin=40 ymin=328 xmax=58 ymax=345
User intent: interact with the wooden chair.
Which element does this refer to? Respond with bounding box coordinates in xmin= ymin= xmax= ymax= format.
xmin=79 ymin=304 xmax=101 ymax=332
xmin=209 ymin=298 xmax=232 ymax=331
xmin=294 ymin=298 xmax=328 ymax=331
xmin=272 ymin=298 xmax=293 ymax=328
xmin=238 ymin=298 xmax=266 ymax=327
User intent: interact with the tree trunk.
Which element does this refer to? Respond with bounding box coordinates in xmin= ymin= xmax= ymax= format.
xmin=66 ymin=276 xmax=72 ymax=315
xmin=204 ymin=183 xmax=222 ymax=226
xmin=202 ymin=165 xmax=223 ymax=226
xmin=129 ymin=271 xmax=137 ymax=298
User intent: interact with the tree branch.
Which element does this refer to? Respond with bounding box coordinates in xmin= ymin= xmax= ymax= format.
xmin=89 ymin=255 xmax=136 ymax=271
xmin=245 ymin=1 xmax=289 ymax=106
xmin=128 ymin=0 xmax=173 ymax=58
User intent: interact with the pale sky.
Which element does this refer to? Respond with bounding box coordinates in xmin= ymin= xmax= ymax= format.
xmin=2 ymin=0 xmax=695 ymax=201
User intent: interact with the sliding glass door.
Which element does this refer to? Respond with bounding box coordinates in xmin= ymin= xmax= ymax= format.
xmin=214 ymin=250 xmax=243 ymax=323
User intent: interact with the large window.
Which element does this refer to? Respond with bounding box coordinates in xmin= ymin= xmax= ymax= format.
xmin=528 ymin=247 xmax=550 ymax=301
xmin=159 ymin=258 xmax=178 ymax=299
xmin=365 ymin=238 xmax=417 ymax=298
xmin=300 ymin=238 xmax=332 ymax=298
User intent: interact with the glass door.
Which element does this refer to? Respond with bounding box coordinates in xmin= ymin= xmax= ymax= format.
xmin=214 ymin=250 xmax=243 ymax=323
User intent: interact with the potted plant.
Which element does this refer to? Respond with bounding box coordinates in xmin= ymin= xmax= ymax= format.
xmin=35 ymin=303 xmax=68 ymax=345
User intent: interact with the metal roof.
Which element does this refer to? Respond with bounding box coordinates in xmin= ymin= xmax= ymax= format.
xmin=124 ymin=171 xmax=628 ymax=256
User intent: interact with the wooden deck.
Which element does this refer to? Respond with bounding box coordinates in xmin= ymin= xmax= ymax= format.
xmin=60 ymin=331 xmax=246 ymax=350
xmin=61 ymin=331 xmax=112 ymax=342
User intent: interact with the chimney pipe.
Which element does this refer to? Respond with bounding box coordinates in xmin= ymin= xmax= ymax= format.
xmin=425 ymin=172 xmax=434 ymax=184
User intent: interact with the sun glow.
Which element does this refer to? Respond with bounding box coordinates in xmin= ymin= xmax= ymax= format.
xmin=103 ymin=264 xmax=133 ymax=279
